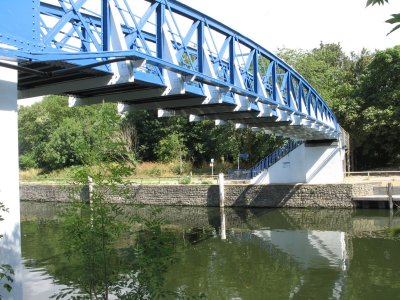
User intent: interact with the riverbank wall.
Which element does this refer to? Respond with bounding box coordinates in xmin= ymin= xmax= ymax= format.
xmin=20 ymin=182 xmax=376 ymax=208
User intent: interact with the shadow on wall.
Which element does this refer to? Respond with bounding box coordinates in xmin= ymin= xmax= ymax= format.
xmin=231 ymin=185 xmax=301 ymax=208
xmin=206 ymin=185 xmax=220 ymax=207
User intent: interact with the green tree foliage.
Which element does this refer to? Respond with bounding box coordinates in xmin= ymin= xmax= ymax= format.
xmin=123 ymin=110 xmax=282 ymax=168
xmin=366 ymin=0 xmax=400 ymax=34
xmin=19 ymin=96 xmax=283 ymax=172
xmin=42 ymin=118 xmax=90 ymax=169
xmin=278 ymin=43 xmax=357 ymax=109
xmin=353 ymin=46 xmax=400 ymax=168
xmin=52 ymin=162 xmax=204 ymax=299
xmin=19 ymin=95 xmax=72 ymax=169
xmin=155 ymin=133 xmax=187 ymax=163
xmin=19 ymin=96 xmax=129 ymax=171
xmin=0 ymin=203 xmax=14 ymax=299
xmin=54 ymin=166 xmax=131 ymax=299
xmin=279 ymin=43 xmax=400 ymax=169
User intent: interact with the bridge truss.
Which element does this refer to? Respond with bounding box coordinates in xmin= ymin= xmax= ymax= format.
xmin=1 ymin=0 xmax=339 ymax=140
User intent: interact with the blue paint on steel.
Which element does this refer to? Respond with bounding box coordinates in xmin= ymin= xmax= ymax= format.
xmin=197 ymin=21 xmax=204 ymax=73
xmin=102 ymin=0 xmax=110 ymax=51
xmin=229 ymin=37 xmax=235 ymax=84
xmin=0 ymin=0 xmax=40 ymax=52
xmin=0 ymin=0 xmax=340 ymax=136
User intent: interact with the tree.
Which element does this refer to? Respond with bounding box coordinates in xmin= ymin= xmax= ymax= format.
xmin=19 ymin=96 xmax=131 ymax=171
xmin=277 ymin=43 xmax=364 ymax=129
xmin=124 ymin=110 xmax=283 ymax=168
xmin=0 ymin=203 xmax=14 ymax=299
xmin=367 ymin=0 xmax=400 ymax=34
xmin=352 ymin=46 xmax=400 ymax=168
xmin=42 ymin=118 xmax=91 ymax=169
xmin=155 ymin=133 xmax=188 ymax=175
xmin=278 ymin=44 xmax=380 ymax=169
xmin=19 ymin=95 xmax=73 ymax=169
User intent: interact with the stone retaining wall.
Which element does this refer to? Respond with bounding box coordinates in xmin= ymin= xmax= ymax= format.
xmin=20 ymin=182 xmax=377 ymax=208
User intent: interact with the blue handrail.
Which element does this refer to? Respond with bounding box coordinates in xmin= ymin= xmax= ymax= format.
xmin=228 ymin=139 xmax=303 ymax=180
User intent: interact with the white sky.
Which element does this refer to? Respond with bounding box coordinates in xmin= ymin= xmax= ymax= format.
xmin=177 ymin=0 xmax=400 ymax=54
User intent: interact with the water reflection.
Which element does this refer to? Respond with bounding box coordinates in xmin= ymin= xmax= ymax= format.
xmin=20 ymin=203 xmax=400 ymax=300
xmin=252 ymin=229 xmax=347 ymax=299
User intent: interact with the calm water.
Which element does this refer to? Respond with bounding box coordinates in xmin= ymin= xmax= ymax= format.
xmin=20 ymin=202 xmax=400 ymax=299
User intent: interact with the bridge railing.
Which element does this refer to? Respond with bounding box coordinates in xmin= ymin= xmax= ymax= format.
xmin=228 ymin=139 xmax=304 ymax=180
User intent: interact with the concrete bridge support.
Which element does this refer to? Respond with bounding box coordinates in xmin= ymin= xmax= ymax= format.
xmin=0 ymin=62 xmax=22 ymax=299
xmin=251 ymin=140 xmax=345 ymax=184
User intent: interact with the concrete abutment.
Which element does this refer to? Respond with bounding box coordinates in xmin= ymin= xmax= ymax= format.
xmin=0 ymin=62 xmax=22 ymax=299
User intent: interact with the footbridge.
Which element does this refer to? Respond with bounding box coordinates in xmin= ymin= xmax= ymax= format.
xmin=3 ymin=0 xmax=339 ymax=138
xmin=0 ymin=1 xmax=345 ymax=296
xmin=0 ymin=0 xmax=346 ymax=196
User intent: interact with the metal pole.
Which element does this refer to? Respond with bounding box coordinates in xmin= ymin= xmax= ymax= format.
xmin=237 ymin=154 xmax=240 ymax=170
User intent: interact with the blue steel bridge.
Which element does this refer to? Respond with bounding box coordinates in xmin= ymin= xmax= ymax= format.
xmin=1 ymin=0 xmax=339 ymax=141
xmin=0 ymin=3 xmax=345 ymax=297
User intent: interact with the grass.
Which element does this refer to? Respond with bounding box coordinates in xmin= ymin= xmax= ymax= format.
xmin=19 ymin=161 xmax=220 ymax=185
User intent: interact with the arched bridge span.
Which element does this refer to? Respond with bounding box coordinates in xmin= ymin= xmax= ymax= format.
xmin=1 ymin=0 xmax=339 ymax=140
xmin=0 ymin=4 xmax=345 ymax=295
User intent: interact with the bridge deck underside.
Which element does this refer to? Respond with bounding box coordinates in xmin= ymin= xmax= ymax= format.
xmin=18 ymin=59 xmax=336 ymax=141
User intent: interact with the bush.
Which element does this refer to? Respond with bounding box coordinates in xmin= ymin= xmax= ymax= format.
xmin=201 ymin=180 xmax=213 ymax=185
xmin=19 ymin=152 xmax=38 ymax=169
xmin=179 ymin=176 xmax=191 ymax=184
xmin=387 ymin=226 xmax=400 ymax=237
xmin=155 ymin=133 xmax=187 ymax=163
xmin=170 ymin=160 xmax=192 ymax=175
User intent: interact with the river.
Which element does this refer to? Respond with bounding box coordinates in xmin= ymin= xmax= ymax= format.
xmin=20 ymin=202 xmax=400 ymax=299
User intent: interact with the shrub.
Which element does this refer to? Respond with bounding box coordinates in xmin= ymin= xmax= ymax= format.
xmin=179 ymin=176 xmax=191 ymax=184
xmin=19 ymin=152 xmax=38 ymax=169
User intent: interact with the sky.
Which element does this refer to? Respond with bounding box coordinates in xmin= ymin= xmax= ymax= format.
xmin=176 ymin=0 xmax=400 ymax=54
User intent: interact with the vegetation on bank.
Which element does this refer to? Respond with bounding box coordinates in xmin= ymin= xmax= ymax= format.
xmin=386 ymin=225 xmax=400 ymax=238
xmin=18 ymin=96 xmax=283 ymax=174
xmin=19 ymin=161 xmax=222 ymax=185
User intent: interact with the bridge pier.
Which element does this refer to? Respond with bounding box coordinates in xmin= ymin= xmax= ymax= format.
xmin=0 ymin=62 xmax=22 ymax=299
xmin=251 ymin=140 xmax=345 ymax=184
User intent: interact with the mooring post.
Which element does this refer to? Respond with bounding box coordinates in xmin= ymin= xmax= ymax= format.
xmin=219 ymin=173 xmax=225 ymax=207
xmin=388 ymin=182 xmax=393 ymax=211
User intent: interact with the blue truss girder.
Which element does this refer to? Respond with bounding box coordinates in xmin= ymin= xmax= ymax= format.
xmin=0 ymin=0 xmax=340 ymax=139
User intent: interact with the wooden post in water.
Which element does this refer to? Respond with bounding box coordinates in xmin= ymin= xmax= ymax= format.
xmin=219 ymin=173 xmax=225 ymax=208
xmin=387 ymin=182 xmax=393 ymax=211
